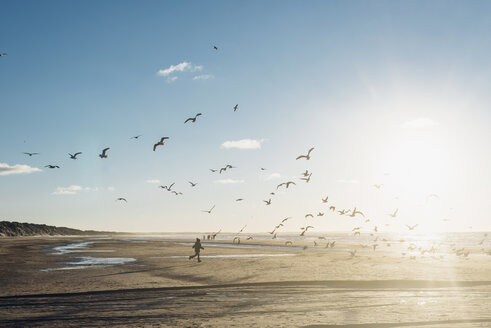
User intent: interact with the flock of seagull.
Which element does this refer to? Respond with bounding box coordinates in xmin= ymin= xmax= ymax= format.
xmin=5 ymin=48 xmax=489 ymax=260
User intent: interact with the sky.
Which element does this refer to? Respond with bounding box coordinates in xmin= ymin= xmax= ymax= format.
xmin=1 ymin=0 xmax=491 ymax=233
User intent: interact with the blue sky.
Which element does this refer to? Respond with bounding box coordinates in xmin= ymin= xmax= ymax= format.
xmin=1 ymin=1 xmax=491 ymax=233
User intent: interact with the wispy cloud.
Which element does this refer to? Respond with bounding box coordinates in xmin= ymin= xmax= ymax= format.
xmin=401 ymin=118 xmax=438 ymax=129
xmin=52 ymin=185 xmax=83 ymax=195
xmin=193 ymin=74 xmax=214 ymax=80
xmin=221 ymin=139 xmax=263 ymax=150
xmin=214 ymin=179 xmax=245 ymax=184
xmin=146 ymin=179 xmax=161 ymax=184
xmin=266 ymin=173 xmax=281 ymax=180
xmin=52 ymin=185 xmax=114 ymax=195
xmin=157 ymin=62 xmax=203 ymax=82
xmin=0 ymin=163 xmax=41 ymax=176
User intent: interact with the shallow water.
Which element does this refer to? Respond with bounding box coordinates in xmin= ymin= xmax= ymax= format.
xmin=153 ymin=253 xmax=297 ymax=259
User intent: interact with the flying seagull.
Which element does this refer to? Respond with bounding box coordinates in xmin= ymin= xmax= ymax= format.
xmin=184 ymin=113 xmax=202 ymax=124
xmin=171 ymin=191 xmax=183 ymax=195
xmin=388 ymin=208 xmax=399 ymax=218
xmin=233 ymin=104 xmax=238 ymax=112
xmin=116 ymin=198 xmax=127 ymax=202
xmin=188 ymin=181 xmax=197 ymax=187
xmin=322 ymin=196 xmax=328 ymax=203
xmin=153 ymin=137 xmax=169 ymax=151
xmin=201 ymin=205 xmax=216 ymax=214
xmin=263 ymin=199 xmax=272 ymax=205
xmin=236 ymin=198 xmax=244 ymax=201
xmin=68 ymin=152 xmax=82 ymax=159
xmin=99 ymin=148 xmax=110 ymax=158
xmin=45 ymin=165 xmax=60 ymax=169
xmin=296 ymin=147 xmax=314 ymax=160
xmin=277 ymin=181 xmax=296 ymax=189
xmin=213 ymin=45 xmax=218 ymax=50
xmin=131 ymin=135 xmax=142 ymax=139
xmin=305 ymin=214 xmax=314 ymax=219
xmin=0 ymin=53 xmax=7 ymax=57
xmin=159 ymin=183 xmax=175 ymax=191
xmin=373 ymin=184 xmax=384 ymax=189
xmin=300 ymin=173 xmax=312 ymax=183
xmin=406 ymin=224 xmax=418 ymax=231
xmin=23 ymin=152 xmax=39 ymax=157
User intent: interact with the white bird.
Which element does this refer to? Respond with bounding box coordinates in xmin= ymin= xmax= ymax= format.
xmin=201 ymin=205 xmax=215 ymax=214
xmin=184 ymin=113 xmax=202 ymax=124
xmin=388 ymin=208 xmax=399 ymax=218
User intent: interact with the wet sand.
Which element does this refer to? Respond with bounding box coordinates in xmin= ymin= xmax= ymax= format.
xmin=1 ymin=235 xmax=490 ymax=327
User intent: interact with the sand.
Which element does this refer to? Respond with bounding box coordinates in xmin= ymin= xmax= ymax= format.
xmin=0 ymin=235 xmax=490 ymax=327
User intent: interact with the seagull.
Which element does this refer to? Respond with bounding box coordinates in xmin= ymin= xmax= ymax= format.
xmin=44 ymin=165 xmax=60 ymax=169
xmin=300 ymin=173 xmax=312 ymax=183
xmin=238 ymin=225 xmax=247 ymax=233
xmin=349 ymin=207 xmax=365 ymax=218
xmin=260 ymin=167 xmax=266 ymax=171
xmin=23 ymin=152 xmax=39 ymax=157
xmin=159 ymin=183 xmax=175 ymax=191
xmin=296 ymin=147 xmax=314 ymax=160
xmin=68 ymin=152 xmax=82 ymax=159
xmin=236 ymin=198 xmax=244 ymax=201
xmin=305 ymin=214 xmax=314 ymax=219
xmin=153 ymin=137 xmax=169 ymax=151
xmin=116 ymin=198 xmax=127 ymax=202
xmin=184 ymin=113 xmax=202 ymax=124
xmin=131 ymin=135 xmax=142 ymax=139
xmin=329 ymin=206 xmax=336 ymax=211
xmin=209 ymin=169 xmax=217 ymax=173
xmin=213 ymin=45 xmax=218 ymax=50
xmin=277 ymin=181 xmax=296 ymax=189
xmin=171 ymin=191 xmax=183 ymax=195
xmin=317 ymin=212 xmax=324 ymax=217
xmin=338 ymin=209 xmax=349 ymax=215
xmin=388 ymin=208 xmax=399 ymax=218
xmin=0 ymin=53 xmax=7 ymax=57
xmin=201 ymin=205 xmax=215 ymax=214
xmin=188 ymin=181 xmax=197 ymax=187
xmin=281 ymin=217 xmax=291 ymax=223
xmin=263 ymin=199 xmax=272 ymax=205
xmin=406 ymin=224 xmax=418 ymax=231
xmin=99 ymin=147 xmax=110 ymax=158
xmin=321 ymin=196 xmax=328 ymax=203
xmin=300 ymin=226 xmax=314 ymax=236
xmin=374 ymin=226 xmax=378 ymax=232
xmin=301 ymin=170 xmax=310 ymax=177
xmin=373 ymin=184 xmax=384 ymax=189
xmin=349 ymin=249 xmax=357 ymax=257
xmin=233 ymin=104 xmax=238 ymax=112
xmin=270 ymin=192 xmax=275 ymax=195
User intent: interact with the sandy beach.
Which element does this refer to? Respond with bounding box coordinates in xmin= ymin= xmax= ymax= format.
xmin=1 ymin=235 xmax=490 ymax=327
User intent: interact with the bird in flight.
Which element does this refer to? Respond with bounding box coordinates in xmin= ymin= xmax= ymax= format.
xmin=236 ymin=198 xmax=244 ymax=201
xmin=301 ymin=170 xmax=310 ymax=177
xmin=406 ymin=224 xmax=418 ymax=231
xmin=305 ymin=213 xmax=314 ymax=219
xmin=99 ymin=148 xmax=110 ymax=158
xmin=188 ymin=181 xmax=197 ymax=187
xmin=201 ymin=205 xmax=216 ymax=214
xmin=68 ymin=152 xmax=82 ymax=160
xmin=321 ymin=196 xmax=328 ymax=203
xmin=263 ymin=199 xmax=272 ymax=205
xmin=0 ymin=53 xmax=7 ymax=57
xmin=349 ymin=207 xmax=365 ymax=218
xmin=296 ymin=147 xmax=314 ymax=160
xmin=116 ymin=198 xmax=127 ymax=202
xmin=171 ymin=191 xmax=183 ymax=195
xmin=373 ymin=184 xmax=384 ymax=189
xmin=277 ymin=181 xmax=296 ymax=189
xmin=213 ymin=45 xmax=218 ymax=50
xmin=209 ymin=169 xmax=217 ymax=173
xmin=131 ymin=135 xmax=142 ymax=139
xmin=159 ymin=183 xmax=175 ymax=191
xmin=317 ymin=212 xmax=324 ymax=217
xmin=45 ymin=165 xmax=60 ymax=169
xmin=329 ymin=206 xmax=336 ymax=211
xmin=184 ymin=113 xmax=202 ymax=124
xmin=233 ymin=104 xmax=238 ymax=112
xmin=153 ymin=137 xmax=169 ymax=151
xmin=388 ymin=208 xmax=399 ymax=218
xmin=260 ymin=167 xmax=266 ymax=171
xmin=300 ymin=226 xmax=314 ymax=236
xmin=300 ymin=173 xmax=312 ymax=183
xmin=281 ymin=217 xmax=291 ymax=223
xmin=23 ymin=152 xmax=39 ymax=157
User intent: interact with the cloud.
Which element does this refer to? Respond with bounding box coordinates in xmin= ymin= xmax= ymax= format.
xmin=157 ymin=62 xmax=202 ymax=78
xmin=337 ymin=179 xmax=359 ymax=184
xmin=146 ymin=179 xmax=161 ymax=184
xmin=52 ymin=185 xmax=83 ymax=195
xmin=401 ymin=118 xmax=438 ymax=129
xmin=266 ymin=173 xmax=281 ymax=180
xmin=214 ymin=179 xmax=245 ymax=184
xmin=193 ymin=74 xmax=214 ymax=80
xmin=0 ymin=163 xmax=41 ymax=176
xmin=221 ymin=139 xmax=263 ymax=150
